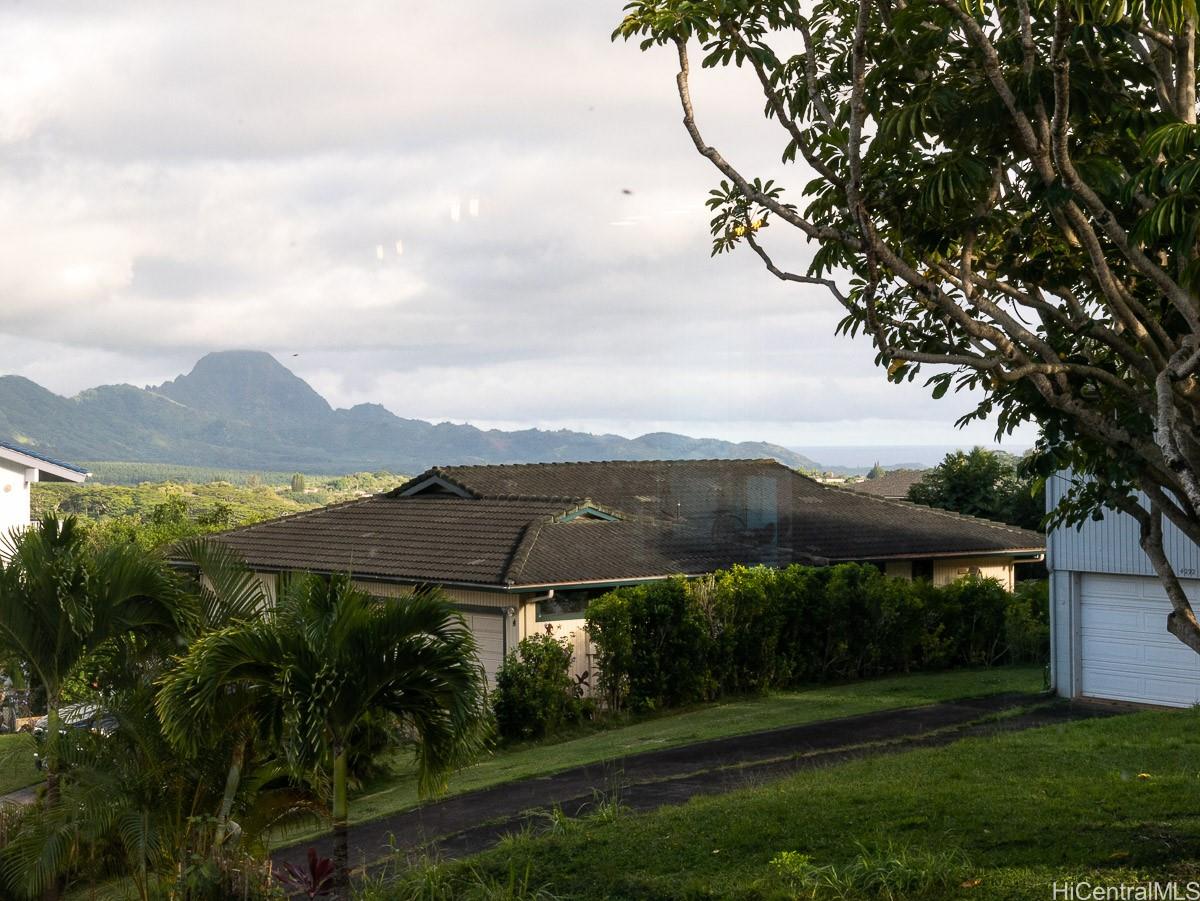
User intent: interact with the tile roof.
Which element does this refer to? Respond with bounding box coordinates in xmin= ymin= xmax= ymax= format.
xmin=210 ymin=495 xmax=575 ymax=585
xmin=507 ymin=518 xmax=812 ymax=587
xmin=782 ymin=480 xmax=1043 ymax=561
xmin=207 ymin=459 xmax=1043 ymax=588
xmin=843 ymin=469 xmax=927 ymax=499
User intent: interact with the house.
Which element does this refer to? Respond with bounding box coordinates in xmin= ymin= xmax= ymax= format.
xmin=1047 ymin=473 xmax=1200 ymax=707
xmin=0 ymin=441 xmax=89 ymax=537
xmin=844 ymin=468 xmax=927 ymax=500
xmin=207 ymin=459 xmax=1044 ymax=684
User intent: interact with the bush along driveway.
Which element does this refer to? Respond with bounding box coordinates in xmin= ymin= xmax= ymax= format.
xmin=271 ymin=686 xmax=1109 ymax=876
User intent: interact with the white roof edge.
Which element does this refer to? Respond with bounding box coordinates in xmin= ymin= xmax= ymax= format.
xmin=0 ymin=445 xmax=89 ymax=483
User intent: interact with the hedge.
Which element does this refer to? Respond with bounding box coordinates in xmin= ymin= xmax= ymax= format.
xmin=585 ymin=563 xmax=1048 ymax=713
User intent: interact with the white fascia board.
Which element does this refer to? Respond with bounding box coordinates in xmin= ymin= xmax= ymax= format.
xmin=0 ymin=446 xmax=88 ymax=483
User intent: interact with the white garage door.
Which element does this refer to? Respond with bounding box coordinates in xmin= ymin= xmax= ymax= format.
xmin=1080 ymin=573 xmax=1200 ymax=707
xmin=459 ymin=609 xmax=507 ymax=686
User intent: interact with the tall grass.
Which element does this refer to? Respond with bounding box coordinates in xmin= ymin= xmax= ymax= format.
xmin=769 ymin=842 xmax=971 ymax=900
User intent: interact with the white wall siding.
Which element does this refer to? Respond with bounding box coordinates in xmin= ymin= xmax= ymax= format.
xmin=0 ymin=457 xmax=32 ymax=538
xmin=1047 ymin=473 xmax=1200 ymax=703
xmin=1046 ymin=474 xmax=1200 ymax=578
xmin=1049 ymin=569 xmax=1075 ymax=699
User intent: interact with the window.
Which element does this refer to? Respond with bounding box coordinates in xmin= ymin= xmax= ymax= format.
xmin=911 ymin=559 xmax=934 ymax=581
xmin=535 ymin=590 xmax=592 ymax=622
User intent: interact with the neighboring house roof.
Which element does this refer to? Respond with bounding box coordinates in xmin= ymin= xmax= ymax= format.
xmin=0 ymin=441 xmax=89 ymax=483
xmin=209 ymin=459 xmax=1043 ymax=590
xmin=844 ymin=469 xmax=927 ymax=499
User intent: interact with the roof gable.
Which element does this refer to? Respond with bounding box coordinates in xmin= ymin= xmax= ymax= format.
xmin=396 ymin=474 xmax=476 ymax=499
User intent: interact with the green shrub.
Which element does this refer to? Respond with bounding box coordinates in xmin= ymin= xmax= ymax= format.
xmin=582 ymin=591 xmax=632 ymax=711
xmin=943 ymin=576 xmax=1012 ymax=666
xmin=625 ymin=579 xmax=710 ymax=712
xmin=586 ymin=566 xmax=1049 ymax=714
xmin=773 ymin=564 xmax=833 ymax=683
xmin=706 ymin=566 xmax=784 ymax=695
xmin=493 ymin=629 xmax=583 ymax=742
xmin=1006 ymin=580 xmax=1050 ymax=665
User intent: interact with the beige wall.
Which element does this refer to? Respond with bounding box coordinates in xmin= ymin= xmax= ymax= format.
xmin=932 ymin=556 xmax=1016 ymax=591
xmin=540 ymin=617 xmax=593 ymax=687
xmin=353 ymin=580 xmax=509 ymax=608
xmin=517 ymin=597 xmax=593 ymax=688
xmin=254 ymin=571 xmax=277 ymax=604
xmin=884 ymin=560 xmax=913 ymax=580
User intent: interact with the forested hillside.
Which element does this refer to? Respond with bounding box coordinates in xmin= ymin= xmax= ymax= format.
xmin=32 ymin=470 xmax=406 ymax=549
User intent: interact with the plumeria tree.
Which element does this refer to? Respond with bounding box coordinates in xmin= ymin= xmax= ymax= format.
xmin=617 ymin=0 xmax=1200 ymax=653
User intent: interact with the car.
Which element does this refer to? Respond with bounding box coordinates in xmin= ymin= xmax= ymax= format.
xmin=31 ymin=703 xmax=118 ymax=739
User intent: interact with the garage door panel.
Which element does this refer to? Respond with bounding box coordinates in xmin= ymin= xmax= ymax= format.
xmin=1080 ymin=574 xmax=1200 ymax=707
xmin=1144 ymin=676 xmax=1200 ymax=707
xmin=458 ymin=610 xmax=506 ymax=687
xmin=1083 ymin=667 xmax=1200 ymax=706
xmin=1082 ymin=629 xmax=1200 ymax=666
xmin=1080 ymin=604 xmax=1143 ymax=631
xmin=1086 ymin=573 xmax=1200 ymax=603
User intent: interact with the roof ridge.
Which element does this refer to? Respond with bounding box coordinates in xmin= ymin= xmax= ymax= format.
xmin=439 ymin=457 xmax=783 ymax=470
xmin=503 ymin=518 xmax=549 ymax=586
xmin=486 ymin=492 xmax=587 ymax=502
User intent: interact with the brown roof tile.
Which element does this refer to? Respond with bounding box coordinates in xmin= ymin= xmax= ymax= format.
xmin=843 ymin=469 xmax=927 ymax=498
xmin=209 ymin=495 xmax=574 ymax=585
xmin=207 ymin=459 xmax=1043 ymax=589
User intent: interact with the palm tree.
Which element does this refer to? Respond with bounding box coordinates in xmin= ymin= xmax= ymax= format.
xmin=167 ymin=537 xmax=273 ymax=845
xmin=0 ymin=684 xmax=298 ymax=901
xmin=0 ymin=516 xmax=187 ymax=794
xmin=158 ymin=573 xmax=491 ymax=899
xmin=0 ymin=515 xmax=190 ymax=899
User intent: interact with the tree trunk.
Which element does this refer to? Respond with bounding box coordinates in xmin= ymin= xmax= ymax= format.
xmin=41 ymin=703 xmax=61 ymax=901
xmin=213 ymin=737 xmax=246 ymax=848
xmin=331 ymin=743 xmax=350 ymax=900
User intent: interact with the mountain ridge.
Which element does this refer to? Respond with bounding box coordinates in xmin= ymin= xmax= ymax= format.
xmin=0 ymin=350 xmax=822 ymax=474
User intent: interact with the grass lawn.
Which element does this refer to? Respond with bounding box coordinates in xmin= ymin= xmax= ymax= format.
xmin=0 ymin=733 xmax=41 ymax=796
xmin=441 ymin=705 xmax=1200 ymax=901
xmin=286 ymin=665 xmax=1042 ymax=845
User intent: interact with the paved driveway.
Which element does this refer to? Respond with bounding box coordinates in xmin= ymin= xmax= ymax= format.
xmin=272 ymin=691 xmax=1112 ymax=871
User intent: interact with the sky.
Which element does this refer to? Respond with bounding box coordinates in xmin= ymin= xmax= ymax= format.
xmin=0 ymin=1 xmax=1037 ymax=454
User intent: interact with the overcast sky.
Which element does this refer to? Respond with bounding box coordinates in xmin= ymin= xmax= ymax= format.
xmin=0 ymin=1 xmax=1036 ymax=452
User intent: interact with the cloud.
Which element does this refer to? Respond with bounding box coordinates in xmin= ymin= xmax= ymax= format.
xmin=0 ymin=1 xmax=1036 ymax=449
